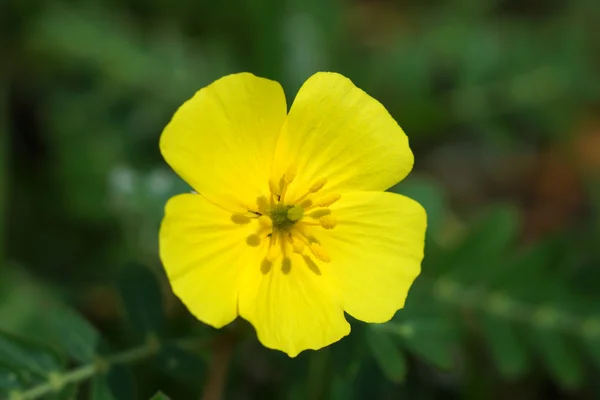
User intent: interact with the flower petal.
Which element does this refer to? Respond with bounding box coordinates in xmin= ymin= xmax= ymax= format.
xmin=272 ymin=72 xmax=413 ymax=201
xmin=159 ymin=193 xmax=261 ymax=328
xmin=238 ymin=254 xmax=350 ymax=357
xmin=160 ymin=73 xmax=287 ymax=211
xmin=318 ymin=191 xmax=426 ymax=323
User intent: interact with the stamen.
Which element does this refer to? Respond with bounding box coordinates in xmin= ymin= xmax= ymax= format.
xmin=300 ymin=199 xmax=313 ymax=208
xmin=309 ymin=242 xmax=331 ymax=263
xmin=269 ymin=179 xmax=280 ymax=197
xmin=309 ymin=209 xmax=331 ymax=218
xmin=281 ymin=257 xmax=292 ymax=274
xmin=309 ymin=178 xmax=327 ymax=193
xmin=284 ymin=166 xmax=297 ymax=184
xmin=231 ymin=214 xmax=252 ymax=224
xmin=293 ymin=178 xmax=328 ymax=205
xmin=297 ymin=221 xmax=320 ymax=227
xmin=278 ymin=176 xmax=289 ymax=202
xmin=246 ymin=234 xmax=261 ymax=247
xmin=266 ymin=234 xmax=279 ymax=261
xmin=258 ymin=215 xmax=272 ymax=229
xmin=319 ymin=216 xmax=337 ymax=229
xmin=256 ymin=196 xmax=269 ymax=214
xmin=261 ymin=259 xmax=272 ymax=274
xmin=303 ymin=255 xmax=322 ymax=276
xmin=313 ymin=193 xmax=341 ymax=208
xmin=292 ymin=238 xmax=305 ymax=254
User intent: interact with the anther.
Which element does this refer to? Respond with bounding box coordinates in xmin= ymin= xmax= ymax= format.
xmin=256 ymin=196 xmax=269 ymax=214
xmin=284 ymin=166 xmax=297 ymax=183
xmin=309 ymin=209 xmax=331 ymax=218
xmin=269 ymin=179 xmax=280 ymax=196
xmin=291 ymin=238 xmax=305 ymax=254
xmin=260 ymin=259 xmax=272 ymax=274
xmin=231 ymin=214 xmax=251 ymax=224
xmin=300 ymin=199 xmax=313 ymax=208
xmin=309 ymin=178 xmax=327 ymax=193
xmin=281 ymin=257 xmax=292 ymax=274
xmin=319 ymin=216 xmax=337 ymax=229
xmin=309 ymin=242 xmax=331 ymax=263
xmin=246 ymin=234 xmax=261 ymax=247
xmin=314 ymin=193 xmax=341 ymax=207
xmin=258 ymin=215 xmax=272 ymax=229
xmin=287 ymin=205 xmax=304 ymax=221
xmin=303 ymin=255 xmax=322 ymax=275
xmin=266 ymin=242 xmax=280 ymax=262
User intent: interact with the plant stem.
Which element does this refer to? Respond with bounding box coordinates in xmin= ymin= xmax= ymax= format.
xmin=10 ymin=335 xmax=188 ymax=400
xmin=201 ymin=334 xmax=236 ymax=400
xmin=0 ymin=79 xmax=8 ymax=264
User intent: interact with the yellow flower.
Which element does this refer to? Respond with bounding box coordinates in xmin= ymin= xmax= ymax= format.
xmin=159 ymin=72 xmax=427 ymax=357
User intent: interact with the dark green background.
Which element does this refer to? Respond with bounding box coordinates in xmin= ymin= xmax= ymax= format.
xmin=2 ymin=0 xmax=600 ymax=399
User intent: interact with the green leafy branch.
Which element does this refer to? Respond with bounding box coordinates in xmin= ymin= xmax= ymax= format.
xmin=9 ymin=335 xmax=163 ymax=400
xmin=431 ymin=277 xmax=600 ymax=341
xmin=367 ymin=184 xmax=600 ymax=389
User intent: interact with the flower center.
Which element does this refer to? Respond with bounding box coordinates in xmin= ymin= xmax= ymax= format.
xmin=230 ymin=166 xmax=341 ymax=276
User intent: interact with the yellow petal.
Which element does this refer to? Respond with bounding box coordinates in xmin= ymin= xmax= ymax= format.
xmin=159 ymin=193 xmax=262 ymax=328
xmin=272 ymin=72 xmax=413 ymax=202
xmin=160 ymin=73 xmax=287 ymax=211
xmin=319 ymin=191 xmax=426 ymax=323
xmin=238 ymin=254 xmax=350 ymax=357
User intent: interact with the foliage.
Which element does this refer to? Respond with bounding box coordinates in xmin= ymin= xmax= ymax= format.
xmin=2 ymin=0 xmax=600 ymax=399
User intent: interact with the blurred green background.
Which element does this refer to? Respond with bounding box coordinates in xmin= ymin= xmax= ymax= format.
xmin=2 ymin=0 xmax=600 ymax=399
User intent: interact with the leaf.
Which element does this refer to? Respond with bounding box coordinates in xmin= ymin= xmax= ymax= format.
xmin=329 ymin=375 xmax=354 ymax=400
xmin=0 ymin=83 xmax=7 ymax=263
xmin=155 ymin=344 xmax=206 ymax=379
xmin=479 ymin=314 xmax=530 ymax=379
xmin=392 ymin=318 xmax=456 ymax=370
xmin=106 ymin=364 xmax=136 ymax=400
xmin=0 ymin=363 xmax=23 ymax=392
xmin=390 ymin=176 xmax=447 ymax=238
xmin=530 ymin=327 xmax=584 ymax=388
xmin=149 ymin=392 xmax=171 ymax=400
xmin=118 ymin=263 xmax=164 ymax=337
xmin=57 ymin=383 xmax=79 ymax=400
xmin=443 ymin=204 xmax=519 ymax=284
xmin=581 ymin=317 xmax=600 ymax=370
xmin=41 ymin=303 xmax=100 ymax=363
xmin=366 ymin=328 xmax=406 ymax=383
xmin=90 ymin=377 xmax=117 ymax=400
xmin=0 ymin=330 xmax=63 ymax=380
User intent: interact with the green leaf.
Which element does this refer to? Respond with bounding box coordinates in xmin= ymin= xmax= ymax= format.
xmin=106 ymin=364 xmax=136 ymax=400
xmin=149 ymin=392 xmax=171 ymax=400
xmin=390 ymin=176 xmax=447 ymax=238
xmin=0 ymin=363 xmax=23 ymax=392
xmin=581 ymin=317 xmax=600 ymax=370
xmin=330 ymin=375 xmax=354 ymax=400
xmin=393 ymin=318 xmax=456 ymax=370
xmin=57 ymin=383 xmax=79 ymax=400
xmin=41 ymin=303 xmax=100 ymax=363
xmin=479 ymin=314 xmax=530 ymax=379
xmin=156 ymin=344 xmax=206 ymax=379
xmin=0 ymin=330 xmax=63 ymax=379
xmin=90 ymin=377 xmax=117 ymax=400
xmin=530 ymin=328 xmax=584 ymax=388
xmin=366 ymin=328 xmax=406 ymax=383
xmin=0 ymin=82 xmax=7 ymax=263
xmin=444 ymin=204 xmax=519 ymax=284
xmin=118 ymin=263 xmax=164 ymax=337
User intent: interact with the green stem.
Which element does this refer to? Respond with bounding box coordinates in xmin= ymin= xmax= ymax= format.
xmin=0 ymin=79 xmax=8 ymax=263
xmin=201 ymin=334 xmax=235 ymax=400
xmin=432 ymin=278 xmax=600 ymax=339
xmin=10 ymin=335 xmax=192 ymax=400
